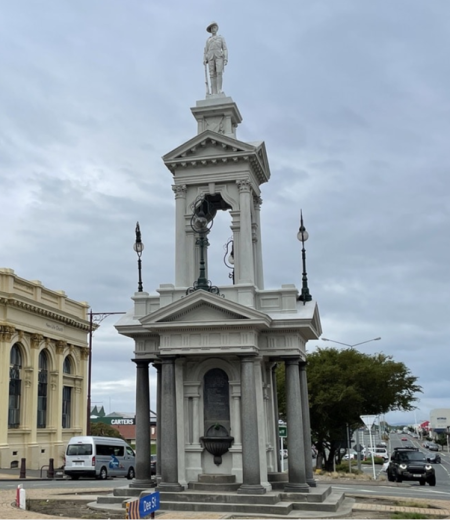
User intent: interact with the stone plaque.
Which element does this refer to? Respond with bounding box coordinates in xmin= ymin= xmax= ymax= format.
xmin=203 ymin=368 xmax=230 ymax=433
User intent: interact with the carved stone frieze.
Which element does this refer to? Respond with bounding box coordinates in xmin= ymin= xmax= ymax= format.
xmin=56 ymin=340 xmax=67 ymax=354
xmin=31 ymin=334 xmax=43 ymax=349
xmin=0 ymin=325 xmax=16 ymax=341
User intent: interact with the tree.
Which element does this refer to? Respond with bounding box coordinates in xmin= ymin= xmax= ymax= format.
xmin=90 ymin=421 xmax=126 ymax=440
xmin=277 ymin=347 xmax=421 ymax=470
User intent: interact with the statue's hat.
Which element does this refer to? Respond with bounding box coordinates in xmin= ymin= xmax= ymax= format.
xmin=206 ymin=21 xmax=219 ymax=33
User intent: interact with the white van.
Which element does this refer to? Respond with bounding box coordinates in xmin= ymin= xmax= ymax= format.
xmin=64 ymin=436 xmax=136 ymax=480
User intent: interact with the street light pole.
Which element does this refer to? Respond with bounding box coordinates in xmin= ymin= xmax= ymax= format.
xmin=321 ymin=337 xmax=381 ymax=348
xmin=321 ymin=336 xmax=382 ymax=473
xmin=86 ymin=311 xmax=126 ymax=435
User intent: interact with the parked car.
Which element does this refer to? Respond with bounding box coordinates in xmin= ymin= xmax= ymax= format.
xmin=150 ymin=454 xmax=157 ymax=475
xmin=366 ymin=447 xmax=389 ymax=461
xmin=387 ymin=447 xmax=436 ymax=486
xmin=426 ymin=453 xmax=441 ymax=464
xmin=64 ymin=436 xmax=136 ymax=480
xmin=342 ymin=450 xmax=358 ymax=461
xmin=427 ymin=443 xmax=439 ymax=452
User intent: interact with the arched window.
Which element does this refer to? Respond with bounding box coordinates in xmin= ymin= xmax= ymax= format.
xmin=62 ymin=356 xmax=73 ymax=428
xmin=37 ymin=350 xmax=48 ymax=428
xmin=9 ymin=345 xmax=22 ymax=428
xmin=63 ymin=356 xmax=72 ymax=374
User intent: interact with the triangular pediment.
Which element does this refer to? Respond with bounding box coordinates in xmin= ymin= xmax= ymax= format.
xmin=162 ymin=130 xmax=271 ymax=184
xmin=140 ymin=290 xmax=271 ymax=330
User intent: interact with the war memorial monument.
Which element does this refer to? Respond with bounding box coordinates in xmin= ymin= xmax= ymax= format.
xmin=104 ymin=22 xmax=349 ymax=517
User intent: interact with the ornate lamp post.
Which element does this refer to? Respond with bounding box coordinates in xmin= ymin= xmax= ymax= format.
xmin=134 ymin=222 xmax=144 ymax=292
xmin=186 ymin=197 xmax=220 ymax=295
xmin=297 ymin=211 xmax=312 ymax=304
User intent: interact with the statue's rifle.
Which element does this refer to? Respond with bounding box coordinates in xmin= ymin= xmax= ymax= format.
xmin=204 ymin=62 xmax=210 ymax=96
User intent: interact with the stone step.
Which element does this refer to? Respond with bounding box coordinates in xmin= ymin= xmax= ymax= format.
xmin=160 ymin=499 xmax=293 ymax=516
xmin=97 ymin=495 xmax=127 ymax=505
xmin=291 ymin=492 xmax=345 ymax=513
xmin=198 ymin=473 xmax=236 ymax=483
xmin=280 ymin=486 xmax=332 ymax=503
xmin=188 ymin=481 xmax=241 ymax=491
xmin=161 ymin=490 xmax=281 ymax=504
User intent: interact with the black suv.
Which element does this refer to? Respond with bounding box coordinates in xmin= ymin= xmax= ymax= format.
xmin=387 ymin=447 xmax=436 ymax=486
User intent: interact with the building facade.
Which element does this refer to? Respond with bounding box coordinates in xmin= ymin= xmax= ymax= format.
xmin=0 ymin=268 xmax=90 ymax=470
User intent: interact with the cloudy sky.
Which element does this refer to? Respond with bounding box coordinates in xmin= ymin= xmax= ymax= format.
xmin=2 ymin=0 xmax=449 ymax=426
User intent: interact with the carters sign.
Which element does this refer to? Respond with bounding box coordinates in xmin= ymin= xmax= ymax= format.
xmin=111 ymin=419 xmax=135 ymax=425
xmin=91 ymin=417 xmax=136 ymax=425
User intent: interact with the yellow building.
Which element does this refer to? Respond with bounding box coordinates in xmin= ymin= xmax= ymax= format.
xmin=0 ymin=268 xmax=90 ymax=470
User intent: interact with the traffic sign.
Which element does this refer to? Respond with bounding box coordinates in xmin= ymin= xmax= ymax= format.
xmin=279 ymin=425 xmax=287 ymax=437
xmin=126 ymin=491 xmax=160 ymax=519
xmin=360 ymin=415 xmax=376 ymax=429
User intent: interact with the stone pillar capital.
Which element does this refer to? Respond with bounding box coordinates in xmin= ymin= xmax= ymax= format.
xmin=172 ymin=184 xmax=187 ymax=198
xmin=0 ymin=325 xmax=16 ymax=341
xmin=237 ymin=178 xmax=252 ymax=193
xmin=132 ymin=358 xmax=149 ymax=367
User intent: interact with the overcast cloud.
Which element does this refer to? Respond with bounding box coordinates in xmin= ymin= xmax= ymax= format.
xmin=1 ymin=0 xmax=449 ymax=426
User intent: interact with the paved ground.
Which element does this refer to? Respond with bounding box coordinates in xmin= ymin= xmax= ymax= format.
xmin=1 ymin=472 xmax=450 ymax=519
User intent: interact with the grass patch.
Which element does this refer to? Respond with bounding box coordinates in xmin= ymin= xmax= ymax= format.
xmin=393 ymin=501 xmax=431 ymax=509
xmin=390 ymin=513 xmax=431 ymax=519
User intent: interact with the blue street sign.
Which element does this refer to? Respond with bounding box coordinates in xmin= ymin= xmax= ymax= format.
xmin=139 ymin=491 xmax=160 ymax=518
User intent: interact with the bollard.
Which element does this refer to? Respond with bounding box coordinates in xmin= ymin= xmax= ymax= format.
xmin=19 ymin=458 xmax=26 ymax=479
xmin=19 ymin=487 xmax=26 ymax=510
xmin=16 ymin=484 xmax=22 ymax=507
xmin=47 ymin=458 xmax=55 ymax=479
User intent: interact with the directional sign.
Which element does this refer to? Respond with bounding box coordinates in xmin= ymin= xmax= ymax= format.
xmin=126 ymin=491 xmax=160 ymax=519
xmin=279 ymin=425 xmax=287 ymax=437
xmin=139 ymin=491 xmax=160 ymax=518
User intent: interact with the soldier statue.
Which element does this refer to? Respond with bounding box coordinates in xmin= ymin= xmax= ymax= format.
xmin=203 ymin=22 xmax=228 ymax=95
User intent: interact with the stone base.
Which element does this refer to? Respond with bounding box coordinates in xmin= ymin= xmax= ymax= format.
xmin=157 ymin=481 xmax=184 ymax=492
xmin=284 ymin=482 xmax=310 ymax=493
xmin=307 ymin=478 xmax=317 ymax=487
xmin=129 ymin=479 xmax=154 ymax=489
xmin=198 ymin=473 xmax=236 ymax=484
xmin=237 ymin=484 xmax=266 ymax=495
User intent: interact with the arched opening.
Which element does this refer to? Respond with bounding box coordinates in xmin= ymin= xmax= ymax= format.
xmin=62 ymin=356 xmax=73 ymax=428
xmin=203 ymin=368 xmax=231 ymax=435
xmin=8 ymin=344 xmax=22 ymax=428
xmin=37 ymin=350 xmax=48 ymax=428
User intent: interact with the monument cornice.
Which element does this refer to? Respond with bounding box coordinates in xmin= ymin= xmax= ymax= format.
xmin=162 ymin=131 xmax=270 ymax=185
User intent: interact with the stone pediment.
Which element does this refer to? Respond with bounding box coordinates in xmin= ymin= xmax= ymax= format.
xmin=162 ymin=130 xmax=271 ymax=185
xmin=139 ymin=290 xmax=271 ymax=332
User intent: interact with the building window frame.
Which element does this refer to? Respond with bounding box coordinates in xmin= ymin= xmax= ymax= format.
xmin=9 ymin=345 xmax=22 ymax=429
xmin=37 ymin=350 xmax=48 ymax=428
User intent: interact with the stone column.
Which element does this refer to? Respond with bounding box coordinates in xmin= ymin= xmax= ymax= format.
xmin=55 ymin=342 xmax=65 ymax=442
xmin=271 ymin=364 xmax=281 ymax=473
xmin=157 ymin=357 xmax=183 ymax=491
xmin=238 ymin=356 xmax=266 ymax=494
xmin=284 ymin=359 xmax=309 ymax=493
xmin=237 ymin=179 xmax=255 ymax=284
xmin=155 ymin=364 xmax=162 ymax=479
xmin=0 ymin=326 xmax=15 ymax=446
xmin=172 ymin=185 xmax=188 ymax=287
xmin=253 ymin=195 xmax=264 ymax=290
xmin=299 ymin=362 xmax=316 ymax=486
xmin=132 ymin=359 xmax=152 ymax=487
